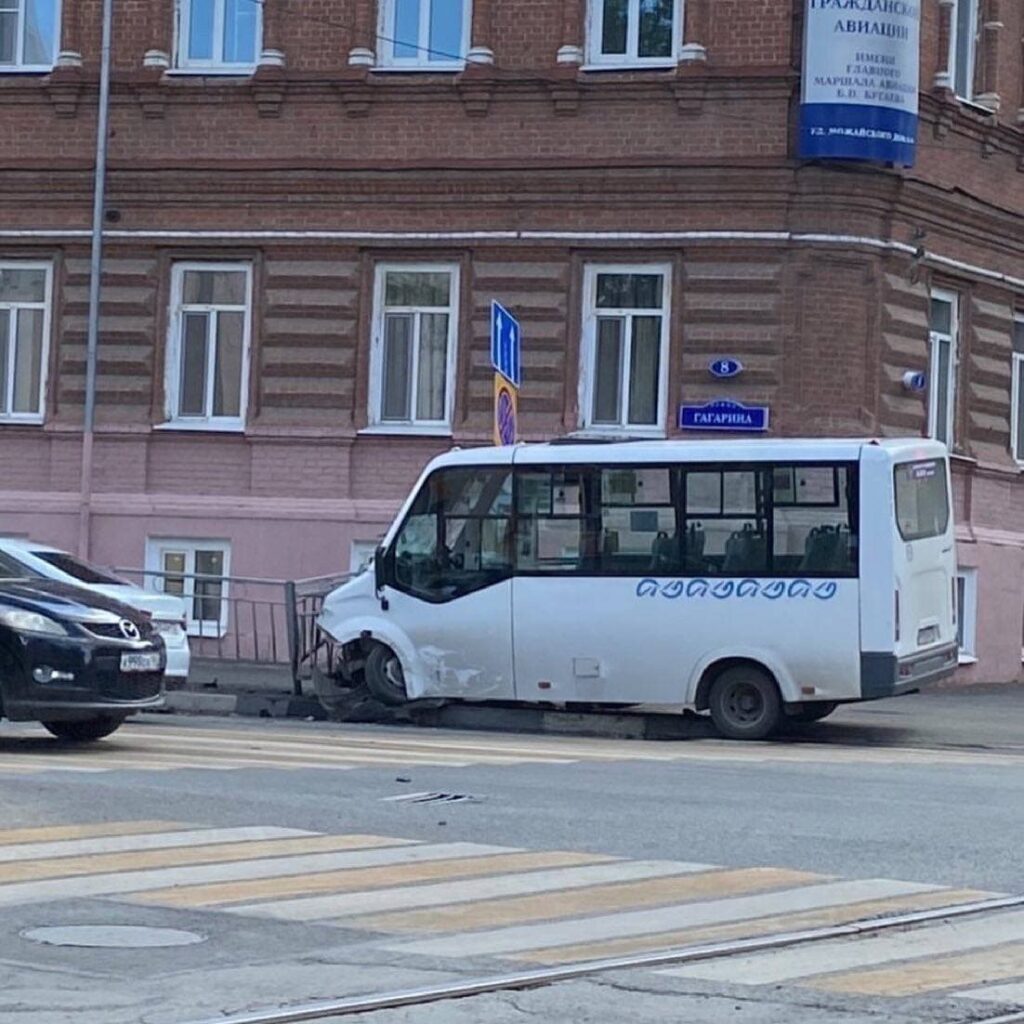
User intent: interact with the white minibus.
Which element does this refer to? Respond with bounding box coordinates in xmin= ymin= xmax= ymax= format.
xmin=318 ymin=438 xmax=958 ymax=739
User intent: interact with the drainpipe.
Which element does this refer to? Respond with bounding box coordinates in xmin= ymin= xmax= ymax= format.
xmin=78 ymin=0 xmax=113 ymax=559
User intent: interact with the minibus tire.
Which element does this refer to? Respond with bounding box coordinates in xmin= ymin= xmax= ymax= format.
xmin=41 ymin=716 xmax=125 ymax=742
xmin=364 ymin=645 xmax=410 ymax=706
xmin=708 ymin=667 xmax=782 ymax=741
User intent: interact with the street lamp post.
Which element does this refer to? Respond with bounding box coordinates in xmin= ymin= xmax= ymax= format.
xmin=78 ymin=0 xmax=113 ymax=559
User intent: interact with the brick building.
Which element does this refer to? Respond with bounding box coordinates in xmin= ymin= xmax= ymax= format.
xmin=0 ymin=0 xmax=1022 ymax=679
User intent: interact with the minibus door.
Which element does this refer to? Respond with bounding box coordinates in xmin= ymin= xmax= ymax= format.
xmin=383 ymin=465 xmax=515 ymax=701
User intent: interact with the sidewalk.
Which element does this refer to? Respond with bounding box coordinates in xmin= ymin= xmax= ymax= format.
xmin=160 ymin=660 xmax=1024 ymax=752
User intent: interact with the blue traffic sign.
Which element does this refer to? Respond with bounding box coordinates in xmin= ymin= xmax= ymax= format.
xmin=678 ymin=399 xmax=769 ymax=433
xmin=491 ymin=301 xmax=521 ymax=388
xmin=709 ymin=357 xmax=744 ymax=380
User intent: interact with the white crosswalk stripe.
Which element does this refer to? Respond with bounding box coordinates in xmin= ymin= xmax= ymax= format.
xmin=0 ymin=818 xmax=1017 ymax=1005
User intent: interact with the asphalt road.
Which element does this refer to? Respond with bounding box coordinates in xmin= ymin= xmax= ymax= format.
xmin=0 ymin=688 xmax=1022 ymax=1024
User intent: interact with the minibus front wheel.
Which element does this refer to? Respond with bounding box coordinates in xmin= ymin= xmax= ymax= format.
xmin=708 ymin=665 xmax=782 ymax=741
xmin=364 ymin=644 xmax=409 ymax=706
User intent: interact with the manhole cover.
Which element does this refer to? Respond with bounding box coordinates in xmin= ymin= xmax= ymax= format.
xmin=22 ymin=925 xmax=206 ymax=948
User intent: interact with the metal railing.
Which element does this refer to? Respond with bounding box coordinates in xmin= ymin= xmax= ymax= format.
xmin=113 ymin=567 xmax=352 ymax=696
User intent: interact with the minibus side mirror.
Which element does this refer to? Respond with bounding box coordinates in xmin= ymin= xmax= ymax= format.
xmin=373 ymin=546 xmax=389 ymax=611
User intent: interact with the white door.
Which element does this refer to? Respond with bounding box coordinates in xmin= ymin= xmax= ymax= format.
xmin=893 ymin=458 xmax=957 ymax=657
xmin=384 ymin=465 xmax=515 ymax=701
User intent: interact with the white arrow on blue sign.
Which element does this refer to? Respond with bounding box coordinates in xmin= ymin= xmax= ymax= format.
xmin=491 ymin=301 xmax=521 ymax=388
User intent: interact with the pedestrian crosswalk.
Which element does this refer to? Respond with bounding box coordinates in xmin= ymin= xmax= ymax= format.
xmin=1 ymin=718 xmax=1023 ymax=776
xmin=0 ymin=818 xmax=1021 ymax=1007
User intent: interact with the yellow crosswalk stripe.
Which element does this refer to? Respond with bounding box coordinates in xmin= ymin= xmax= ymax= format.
xmin=805 ymin=941 xmax=1024 ymax=996
xmin=352 ymin=867 xmax=822 ymax=934
xmin=0 ymin=834 xmax=407 ymax=884
xmin=130 ymin=850 xmax=612 ymax=908
xmin=0 ymin=821 xmax=184 ymax=847
xmin=512 ymin=888 xmax=992 ymax=964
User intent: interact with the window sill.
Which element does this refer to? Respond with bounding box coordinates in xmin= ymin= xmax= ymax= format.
xmin=164 ymin=66 xmax=256 ymax=77
xmin=0 ymin=66 xmax=55 ymax=74
xmin=958 ymin=654 xmax=978 ymax=666
xmin=0 ymin=417 xmax=45 ymax=427
xmin=955 ymin=95 xmax=997 ymax=117
xmin=358 ymin=424 xmax=454 ymax=438
xmin=580 ymin=61 xmax=678 ymax=72
xmin=575 ymin=427 xmax=667 ymax=440
xmin=372 ymin=63 xmax=465 ymax=73
xmin=155 ymin=421 xmax=245 ymax=434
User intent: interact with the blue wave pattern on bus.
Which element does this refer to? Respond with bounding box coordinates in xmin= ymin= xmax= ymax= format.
xmin=635 ymin=579 xmax=838 ymax=601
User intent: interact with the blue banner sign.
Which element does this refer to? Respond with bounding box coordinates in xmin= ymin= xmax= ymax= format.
xmin=490 ymin=301 xmax=521 ymax=388
xmin=678 ymin=400 xmax=770 ymax=433
xmin=799 ymin=0 xmax=921 ymax=167
xmin=709 ymin=357 xmax=744 ymax=379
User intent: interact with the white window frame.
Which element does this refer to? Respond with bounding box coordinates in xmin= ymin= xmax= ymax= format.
xmin=173 ymin=0 xmax=261 ymax=73
xmin=366 ymin=262 xmax=459 ymax=434
xmin=585 ymin=0 xmax=682 ymax=68
xmin=0 ymin=260 xmax=52 ymax=425
xmin=950 ymin=0 xmax=980 ymax=102
xmin=927 ymin=288 xmax=959 ymax=447
xmin=579 ymin=262 xmax=671 ymax=437
xmin=1012 ymin=313 xmax=1024 ymax=465
xmin=0 ymin=0 xmax=61 ymax=72
xmin=145 ymin=538 xmax=231 ymax=638
xmin=376 ymin=0 xmax=470 ymax=71
xmin=955 ymin=567 xmax=978 ymax=663
xmin=164 ymin=262 xmax=252 ymax=432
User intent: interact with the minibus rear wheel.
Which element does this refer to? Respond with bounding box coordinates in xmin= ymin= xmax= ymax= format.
xmin=708 ymin=666 xmax=782 ymax=741
xmin=364 ymin=645 xmax=409 ymax=706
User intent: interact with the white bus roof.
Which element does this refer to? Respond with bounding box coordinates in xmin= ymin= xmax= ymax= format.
xmin=428 ymin=438 xmax=946 ymax=469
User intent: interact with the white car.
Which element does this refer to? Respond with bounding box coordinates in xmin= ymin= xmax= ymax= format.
xmin=0 ymin=538 xmax=191 ymax=683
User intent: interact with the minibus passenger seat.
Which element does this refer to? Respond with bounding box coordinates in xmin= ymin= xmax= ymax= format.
xmin=649 ymin=531 xmax=676 ymax=572
xmin=683 ymin=524 xmax=706 ymax=572
xmin=723 ymin=524 xmax=765 ymax=573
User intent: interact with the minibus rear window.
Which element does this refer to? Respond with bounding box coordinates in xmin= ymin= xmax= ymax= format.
xmin=894 ymin=460 xmax=950 ymax=541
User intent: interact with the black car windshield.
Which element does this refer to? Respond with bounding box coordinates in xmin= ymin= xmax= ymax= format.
xmin=33 ymin=551 xmax=127 ymax=586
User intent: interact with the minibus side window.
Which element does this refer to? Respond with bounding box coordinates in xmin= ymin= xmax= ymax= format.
xmin=599 ymin=466 xmax=681 ymax=574
xmin=515 ymin=467 xmax=601 ymax=573
xmin=772 ymin=464 xmax=858 ymax=576
xmin=682 ymin=467 xmax=769 ymax=575
xmin=391 ymin=467 xmax=513 ymax=601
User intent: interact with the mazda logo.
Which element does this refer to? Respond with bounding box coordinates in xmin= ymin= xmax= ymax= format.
xmin=118 ymin=619 xmax=140 ymax=641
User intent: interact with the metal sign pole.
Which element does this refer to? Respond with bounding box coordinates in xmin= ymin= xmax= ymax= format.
xmin=78 ymin=0 xmax=113 ymax=558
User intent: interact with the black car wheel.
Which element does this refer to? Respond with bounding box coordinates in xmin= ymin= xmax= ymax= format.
xmin=42 ymin=716 xmax=125 ymax=742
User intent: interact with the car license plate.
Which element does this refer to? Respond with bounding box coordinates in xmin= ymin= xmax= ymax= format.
xmin=120 ymin=651 xmax=162 ymax=673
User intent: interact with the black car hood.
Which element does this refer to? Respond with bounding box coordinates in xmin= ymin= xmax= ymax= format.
xmin=0 ymin=579 xmax=145 ymax=624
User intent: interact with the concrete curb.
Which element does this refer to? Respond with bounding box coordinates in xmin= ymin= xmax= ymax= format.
xmin=162 ymin=690 xmax=327 ymax=720
xmin=159 ymin=688 xmax=712 ymax=741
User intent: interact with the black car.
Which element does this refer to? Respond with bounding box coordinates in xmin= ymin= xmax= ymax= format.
xmin=0 ymin=577 xmax=166 ymax=741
